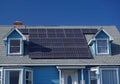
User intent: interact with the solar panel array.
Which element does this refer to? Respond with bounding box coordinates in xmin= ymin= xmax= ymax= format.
xmin=19 ymin=28 xmax=98 ymax=59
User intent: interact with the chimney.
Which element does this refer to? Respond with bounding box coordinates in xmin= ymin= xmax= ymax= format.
xmin=13 ymin=21 xmax=23 ymax=27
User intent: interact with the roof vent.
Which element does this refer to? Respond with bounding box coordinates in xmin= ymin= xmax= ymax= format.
xmin=13 ymin=21 xmax=23 ymax=26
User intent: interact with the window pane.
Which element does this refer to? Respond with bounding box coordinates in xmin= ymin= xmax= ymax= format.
xmin=10 ymin=71 xmax=20 ymax=84
xmin=97 ymin=40 xmax=107 ymax=47
xmin=9 ymin=39 xmax=20 ymax=53
xmin=26 ymin=71 xmax=32 ymax=84
xmin=98 ymin=47 xmax=107 ymax=53
xmin=10 ymin=40 xmax=20 ymax=46
xmin=102 ymin=70 xmax=118 ymax=84
xmin=26 ymin=80 xmax=31 ymax=84
xmin=91 ymin=80 xmax=97 ymax=84
xmin=10 ymin=47 xmax=20 ymax=53
xmin=26 ymin=71 xmax=32 ymax=80
xmin=97 ymin=40 xmax=108 ymax=53
xmin=90 ymin=71 xmax=97 ymax=84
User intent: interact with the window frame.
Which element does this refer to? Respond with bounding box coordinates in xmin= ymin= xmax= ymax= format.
xmin=96 ymin=39 xmax=109 ymax=55
xmin=4 ymin=69 xmax=23 ymax=84
xmin=25 ymin=69 xmax=33 ymax=84
xmin=89 ymin=68 xmax=99 ymax=84
xmin=100 ymin=68 xmax=119 ymax=84
xmin=8 ymin=38 xmax=22 ymax=55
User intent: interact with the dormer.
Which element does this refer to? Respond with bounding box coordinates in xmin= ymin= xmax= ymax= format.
xmin=3 ymin=28 xmax=26 ymax=56
xmin=88 ymin=29 xmax=113 ymax=56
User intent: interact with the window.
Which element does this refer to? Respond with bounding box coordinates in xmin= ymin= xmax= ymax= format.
xmin=8 ymin=39 xmax=21 ymax=54
xmin=26 ymin=70 xmax=32 ymax=84
xmin=90 ymin=71 xmax=97 ymax=84
xmin=5 ymin=70 xmax=23 ymax=84
xmin=96 ymin=39 xmax=108 ymax=54
xmin=101 ymin=68 xmax=119 ymax=84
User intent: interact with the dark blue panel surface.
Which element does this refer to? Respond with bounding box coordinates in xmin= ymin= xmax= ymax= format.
xmin=19 ymin=28 xmax=97 ymax=59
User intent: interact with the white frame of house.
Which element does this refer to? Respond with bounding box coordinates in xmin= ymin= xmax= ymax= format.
xmin=100 ymin=68 xmax=119 ymax=84
xmin=4 ymin=68 xmax=23 ymax=84
xmin=8 ymin=38 xmax=22 ymax=55
xmin=96 ymin=38 xmax=109 ymax=55
xmin=89 ymin=67 xmax=100 ymax=84
xmin=25 ymin=69 xmax=33 ymax=84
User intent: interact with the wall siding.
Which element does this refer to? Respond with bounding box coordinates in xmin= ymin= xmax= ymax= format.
xmin=33 ymin=66 xmax=59 ymax=84
xmin=7 ymin=30 xmax=22 ymax=38
xmin=78 ymin=70 xmax=81 ymax=84
xmin=95 ymin=31 xmax=109 ymax=39
xmin=83 ymin=69 xmax=89 ymax=84
xmin=78 ymin=69 xmax=89 ymax=84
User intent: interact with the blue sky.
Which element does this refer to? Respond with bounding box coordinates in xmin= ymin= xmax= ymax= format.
xmin=0 ymin=0 xmax=120 ymax=31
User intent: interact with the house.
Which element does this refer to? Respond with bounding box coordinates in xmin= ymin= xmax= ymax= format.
xmin=0 ymin=22 xmax=120 ymax=84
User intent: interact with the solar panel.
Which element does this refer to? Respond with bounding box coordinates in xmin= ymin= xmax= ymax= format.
xmin=82 ymin=29 xmax=98 ymax=34
xmin=28 ymin=28 xmax=94 ymax=59
xmin=18 ymin=29 xmax=29 ymax=35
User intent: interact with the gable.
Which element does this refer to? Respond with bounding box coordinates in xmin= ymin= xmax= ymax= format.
xmin=3 ymin=28 xmax=26 ymax=41
xmin=95 ymin=31 xmax=109 ymax=38
xmin=88 ymin=29 xmax=113 ymax=45
xmin=7 ymin=30 xmax=22 ymax=38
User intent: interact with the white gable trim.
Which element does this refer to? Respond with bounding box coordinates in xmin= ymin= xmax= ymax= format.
xmin=88 ymin=29 xmax=113 ymax=45
xmin=3 ymin=28 xmax=26 ymax=40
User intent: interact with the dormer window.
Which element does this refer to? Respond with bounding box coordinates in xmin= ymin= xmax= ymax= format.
xmin=88 ymin=29 xmax=113 ymax=56
xmin=96 ymin=39 xmax=108 ymax=54
xmin=3 ymin=28 xmax=26 ymax=56
xmin=8 ymin=38 xmax=21 ymax=54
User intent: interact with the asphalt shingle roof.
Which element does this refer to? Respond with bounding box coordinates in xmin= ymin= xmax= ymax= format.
xmin=0 ymin=25 xmax=120 ymax=66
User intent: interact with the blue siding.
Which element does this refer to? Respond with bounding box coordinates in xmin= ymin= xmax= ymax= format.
xmin=7 ymin=30 xmax=22 ymax=38
xmin=109 ymin=41 xmax=112 ymax=55
xmin=95 ymin=31 xmax=109 ymax=39
xmin=83 ymin=69 xmax=89 ymax=84
xmin=78 ymin=69 xmax=89 ymax=84
xmin=78 ymin=70 xmax=81 ymax=84
xmin=33 ymin=66 xmax=59 ymax=84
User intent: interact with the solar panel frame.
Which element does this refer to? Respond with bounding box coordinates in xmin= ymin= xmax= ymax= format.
xmin=26 ymin=28 xmax=95 ymax=59
xmin=82 ymin=29 xmax=98 ymax=34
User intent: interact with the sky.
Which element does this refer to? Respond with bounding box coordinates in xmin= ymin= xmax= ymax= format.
xmin=0 ymin=0 xmax=120 ymax=31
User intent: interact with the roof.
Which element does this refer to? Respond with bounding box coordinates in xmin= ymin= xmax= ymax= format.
xmin=0 ymin=25 xmax=120 ymax=66
xmin=3 ymin=28 xmax=26 ymax=40
xmin=88 ymin=28 xmax=114 ymax=45
xmin=18 ymin=28 xmax=97 ymax=59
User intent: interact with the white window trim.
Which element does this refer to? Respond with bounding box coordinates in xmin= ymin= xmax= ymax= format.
xmin=89 ymin=67 xmax=100 ymax=84
xmin=100 ymin=68 xmax=119 ymax=84
xmin=25 ymin=69 xmax=33 ymax=84
xmin=4 ymin=69 xmax=23 ymax=84
xmin=96 ymin=38 xmax=109 ymax=55
xmin=8 ymin=38 xmax=22 ymax=55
